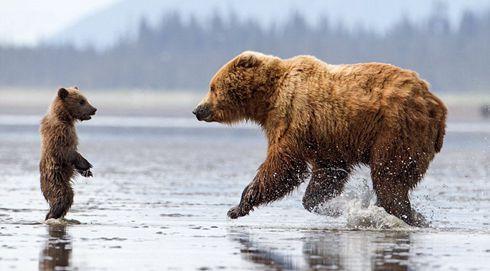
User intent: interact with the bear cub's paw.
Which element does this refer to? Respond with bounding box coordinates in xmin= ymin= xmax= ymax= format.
xmin=78 ymin=169 xmax=93 ymax=178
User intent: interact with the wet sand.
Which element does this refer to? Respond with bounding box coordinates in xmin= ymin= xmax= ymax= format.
xmin=0 ymin=117 xmax=489 ymax=270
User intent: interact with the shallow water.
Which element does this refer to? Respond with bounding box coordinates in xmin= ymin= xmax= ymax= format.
xmin=0 ymin=116 xmax=489 ymax=270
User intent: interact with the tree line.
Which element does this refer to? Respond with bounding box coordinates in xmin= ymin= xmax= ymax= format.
xmin=0 ymin=8 xmax=489 ymax=92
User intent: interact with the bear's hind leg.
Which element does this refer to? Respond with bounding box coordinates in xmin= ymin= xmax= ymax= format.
xmin=370 ymin=154 xmax=429 ymax=226
xmin=302 ymin=162 xmax=351 ymax=212
xmin=45 ymin=199 xmax=73 ymax=220
xmin=45 ymin=190 xmax=74 ymax=220
xmin=371 ymin=175 xmax=413 ymax=225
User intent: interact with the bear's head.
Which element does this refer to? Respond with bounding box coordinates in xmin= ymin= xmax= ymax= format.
xmin=56 ymin=86 xmax=97 ymax=121
xmin=193 ymin=51 xmax=281 ymax=124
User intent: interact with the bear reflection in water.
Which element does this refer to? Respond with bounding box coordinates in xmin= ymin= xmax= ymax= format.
xmin=39 ymin=225 xmax=72 ymax=271
xmin=233 ymin=230 xmax=410 ymax=270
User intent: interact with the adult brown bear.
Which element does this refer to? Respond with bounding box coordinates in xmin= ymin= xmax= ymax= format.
xmin=193 ymin=51 xmax=447 ymax=226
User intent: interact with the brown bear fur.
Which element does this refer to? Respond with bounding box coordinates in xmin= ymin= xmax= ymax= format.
xmin=194 ymin=51 xmax=447 ymax=226
xmin=40 ymin=87 xmax=97 ymax=220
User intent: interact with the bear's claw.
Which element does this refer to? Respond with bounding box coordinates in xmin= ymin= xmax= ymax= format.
xmin=227 ymin=206 xmax=248 ymax=219
xmin=302 ymin=197 xmax=319 ymax=213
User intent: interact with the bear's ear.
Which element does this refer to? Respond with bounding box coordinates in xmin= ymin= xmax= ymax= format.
xmin=73 ymin=86 xmax=79 ymax=90
xmin=58 ymin=88 xmax=69 ymax=100
xmin=236 ymin=53 xmax=261 ymax=68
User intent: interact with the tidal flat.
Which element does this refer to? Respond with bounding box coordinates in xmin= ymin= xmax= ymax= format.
xmin=0 ymin=116 xmax=488 ymax=270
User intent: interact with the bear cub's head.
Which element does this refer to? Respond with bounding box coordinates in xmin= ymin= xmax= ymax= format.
xmin=193 ymin=51 xmax=279 ymax=124
xmin=57 ymin=86 xmax=97 ymax=121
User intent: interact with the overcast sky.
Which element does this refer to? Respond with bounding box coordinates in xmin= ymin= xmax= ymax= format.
xmin=0 ymin=0 xmax=117 ymax=45
xmin=1 ymin=0 xmax=489 ymax=46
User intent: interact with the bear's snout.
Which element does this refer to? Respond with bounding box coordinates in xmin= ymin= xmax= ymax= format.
xmin=80 ymin=106 xmax=97 ymax=121
xmin=193 ymin=104 xmax=212 ymax=121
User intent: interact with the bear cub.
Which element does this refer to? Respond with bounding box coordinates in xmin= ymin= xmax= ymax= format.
xmin=40 ymin=86 xmax=97 ymax=220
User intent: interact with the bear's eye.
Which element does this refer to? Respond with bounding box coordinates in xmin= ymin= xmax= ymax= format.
xmin=79 ymin=100 xmax=86 ymax=106
xmin=210 ymin=86 xmax=215 ymax=93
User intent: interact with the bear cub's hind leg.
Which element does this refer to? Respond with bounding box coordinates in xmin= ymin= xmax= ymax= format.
xmin=45 ymin=191 xmax=74 ymax=220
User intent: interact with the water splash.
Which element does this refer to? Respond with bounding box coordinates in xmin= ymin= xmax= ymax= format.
xmin=345 ymin=202 xmax=410 ymax=229
xmin=313 ymin=178 xmax=412 ymax=230
xmin=44 ymin=218 xmax=81 ymax=226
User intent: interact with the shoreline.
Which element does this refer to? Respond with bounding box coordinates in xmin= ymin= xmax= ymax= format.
xmin=1 ymin=88 xmax=489 ymax=121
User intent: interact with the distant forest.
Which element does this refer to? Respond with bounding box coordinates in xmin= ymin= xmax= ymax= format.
xmin=0 ymin=9 xmax=489 ymax=92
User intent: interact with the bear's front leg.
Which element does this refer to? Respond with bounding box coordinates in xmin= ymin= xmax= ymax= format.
xmin=227 ymin=182 xmax=261 ymax=219
xmin=70 ymin=151 xmax=93 ymax=178
xmin=228 ymin=148 xmax=307 ymax=219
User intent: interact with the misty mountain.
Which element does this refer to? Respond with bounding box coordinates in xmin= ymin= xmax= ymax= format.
xmin=2 ymin=8 xmax=489 ymax=92
xmin=48 ymin=0 xmax=490 ymax=49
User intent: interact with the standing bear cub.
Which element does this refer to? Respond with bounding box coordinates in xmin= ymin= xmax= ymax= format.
xmin=40 ymin=87 xmax=97 ymax=220
xmin=194 ymin=51 xmax=447 ymax=226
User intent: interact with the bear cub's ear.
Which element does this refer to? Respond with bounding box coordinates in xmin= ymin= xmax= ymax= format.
xmin=58 ymin=88 xmax=69 ymax=100
xmin=236 ymin=53 xmax=261 ymax=68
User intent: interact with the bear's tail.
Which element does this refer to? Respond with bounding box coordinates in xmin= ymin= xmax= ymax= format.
xmin=420 ymin=80 xmax=447 ymax=153
xmin=434 ymin=98 xmax=447 ymax=153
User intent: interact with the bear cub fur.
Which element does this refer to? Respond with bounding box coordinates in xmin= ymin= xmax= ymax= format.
xmin=40 ymin=86 xmax=97 ymax=220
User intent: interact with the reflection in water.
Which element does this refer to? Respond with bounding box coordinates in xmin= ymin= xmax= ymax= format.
xmin=302 ymin=234 xmax=345 ymax=270
xmin=236 ymin=234 xmax=295 ymax=270
xmin=39 ymin=225 xmax=72 ymax=271
xmin=303 ymin=232 xmax=410 ymax=270
xmin=233 ymin=230 xmax=411 ymax=271
xmin=371 ymin=234 xmax=410 ymax=271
